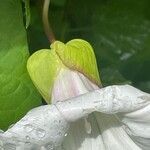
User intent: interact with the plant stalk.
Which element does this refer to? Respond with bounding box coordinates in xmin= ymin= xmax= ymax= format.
xmin=43 ymin=0 xmax=55 ymax=43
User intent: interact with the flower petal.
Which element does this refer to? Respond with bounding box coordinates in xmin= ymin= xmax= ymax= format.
xmin=52 ymin=69 xmax=141 ymax=150
xmin=51 ymin=68 xmax=98 ymax=103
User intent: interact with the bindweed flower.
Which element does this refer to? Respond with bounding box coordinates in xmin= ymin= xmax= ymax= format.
xmin=0 ymin=39 xmax=149 ymax=150
xmin=26 ymin=39 xmax=142 ymax=150
xmin=27 ymin=39 xmax=102 ymax=149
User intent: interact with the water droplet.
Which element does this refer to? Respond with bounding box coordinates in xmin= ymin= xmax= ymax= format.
xmin=45 ymin=143 xmax=54 ymax=150
xmin=36 ymin=128 xmax=46 ymax=138
xmin=120 ymin=52 xmax=132 ymax=60
xmin=3 ymin=143 xmax=16 ymax=150
xmin=24 ymin=124 xmax=34 ymax=133
xmin=84 ymin=118 xmax=92 ymax=134
xmin=25 ymin=136 xmax=31 ymax=145
xmin=41 ymin=146 xmax=47 ymax=150
xmin=64 ymin=133 xmax=68 ymax=137
xmin=26 ymin=136 xmax=30 ymax=141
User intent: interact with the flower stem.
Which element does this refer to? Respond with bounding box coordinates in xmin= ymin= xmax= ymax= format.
xmin=42 ymin=0 xmax=55 ymax=43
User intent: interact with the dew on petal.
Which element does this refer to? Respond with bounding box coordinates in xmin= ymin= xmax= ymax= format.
xmin=26 ymin=135 xmax=30 ymax=141
xmin=24 ymin=124 xmax=34 ymax=133
xmin=64 ymin=133 xmax=68 ymax=137
xmin=41 ymin=146 xmax=47 ymax=150
xmin=36 ymin=128 xmax=46 ymax=138
xmin=45 ymin=142 xmax=54 ymax=150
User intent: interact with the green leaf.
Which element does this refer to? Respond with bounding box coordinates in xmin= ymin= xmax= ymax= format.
xmin=0 ymin=0 xmax=41 ymax=130
xmin=27 ymin=39 xmax=100 ymax=103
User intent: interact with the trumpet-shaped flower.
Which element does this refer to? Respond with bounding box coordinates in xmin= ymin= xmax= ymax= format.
xmin=27 ymin=39 xmax=141 ymax=150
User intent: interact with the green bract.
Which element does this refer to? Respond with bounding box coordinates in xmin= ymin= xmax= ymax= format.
xmin=27 ymin=49 xmax=64 ymax=101
xmin=27 ymin=39 xmax=101 ymax=103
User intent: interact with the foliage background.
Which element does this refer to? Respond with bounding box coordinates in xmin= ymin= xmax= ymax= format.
xmin=0 ymin=0 xmax=42 ymax=130
xmin=29 ymin=0 xmax=150 ymax=92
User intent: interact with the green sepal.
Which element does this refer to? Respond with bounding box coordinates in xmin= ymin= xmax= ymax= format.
xmin=27 ymin=49 xmax=64 ymax=103
xmin=27 ymin=39 xmax=101 ymax=103
xmin=51 ymin=39 xmax=101 ymax=85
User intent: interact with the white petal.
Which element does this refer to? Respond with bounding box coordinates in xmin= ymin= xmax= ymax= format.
xmin=52 ymin=68 xmax=141 ymax=150
xmin=51 ymin=68 xmax=99 ymax=103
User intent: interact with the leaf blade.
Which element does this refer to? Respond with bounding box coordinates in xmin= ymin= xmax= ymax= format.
xmin=0 ymin=0 xmax=41 ymax=130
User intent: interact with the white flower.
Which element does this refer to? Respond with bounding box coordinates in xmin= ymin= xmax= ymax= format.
xmin=51 ymin=68 xmax=141 ymax=150
xmin=26 ymin=39 xmax=142 ymax=149
xmin=1 ymin=39 xmax=149 ymax=150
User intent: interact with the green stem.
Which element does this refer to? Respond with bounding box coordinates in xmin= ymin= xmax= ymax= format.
xmin=43 ymin=0 xmax=55 ymax=43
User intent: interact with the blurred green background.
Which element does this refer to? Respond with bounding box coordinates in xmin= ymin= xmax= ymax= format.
xmin=28 ymin=0 xmax=150 ymax=93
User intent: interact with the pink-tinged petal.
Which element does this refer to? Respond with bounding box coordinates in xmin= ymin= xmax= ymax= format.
xmin=51 ymin=68 xmax=99 ymax=103
xmin=52 ymin=69 xmax=140 ymax=150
